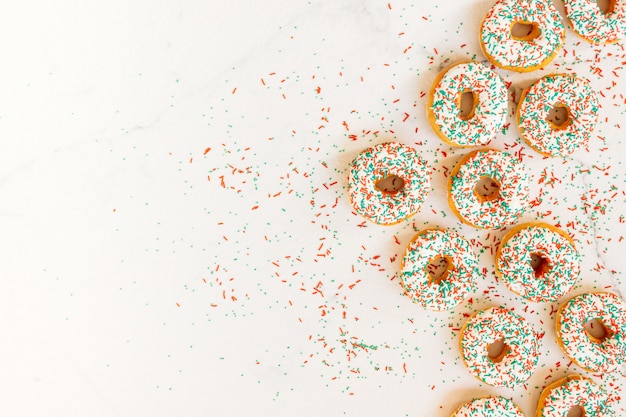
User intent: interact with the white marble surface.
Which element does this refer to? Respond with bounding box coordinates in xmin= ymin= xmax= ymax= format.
xmin=1 ymin=0 xmax=625 ymax=416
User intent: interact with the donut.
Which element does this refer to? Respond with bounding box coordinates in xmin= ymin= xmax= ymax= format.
xmin=517 ymin=74 xmax=599 ymax=157
xmin=556 ymin=292 xmax=626 ymax=373
xmin=460 ymin=306 xmax=540 ymax=388
xmin=480 ymin=0 xmax=565 ymax=72
xmin=447 ymin=149 xmax=530 ymax=229
xmin=536 ymin=375 xmax=615 ymax=417
xmin=427 ymin=61 xmax=508 ymax=147
xmin=564 ymin=0 xmax=626 ymax=44
xmin=495 ymin=222 xmax=581 ymax=302
xmin=347 ymin=142 xmax=431 ymax=225
xmin=451 ymin=396 xmax=524 ymax=417
xmin=400 ymin=228 xmax=479 ymax=311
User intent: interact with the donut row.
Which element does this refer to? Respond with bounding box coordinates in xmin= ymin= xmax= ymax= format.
xmin=399 ymin=224 xmax=581 ymax=310
xmin=347 ymin=143 xmax=529 ymax=228
xmin=451 ymin=374 xmax=615 ymax=417
xmin=459 ymin=293 xmax=626 ymax=387
xmin=428 ymin=61 xmax=600 ymax=156
xmin=480 ymin=0 xmax=626 ymax=73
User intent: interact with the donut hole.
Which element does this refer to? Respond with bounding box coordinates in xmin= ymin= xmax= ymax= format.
xmin=530 ymin=252 xmax=551 ymax=278
xmin=375 ymin=174 xmax=406 ymax=194
xmin=474 ymin=176 xmax=501 ymax=203
xmin=510 ymin=21 xmax=541 ymax=41
xmin=597 ymin=0 xmax=616 ymax=14
xmin=546 ymin=104 xmax=572 ymax=130
xmin=426 ymin=255 xmax=452 ymax=285
xmin=584 ymin=318 xmax=614 ymax=344
xmin=486 ymin=338 xmax=511 ymax=363
xmin=567 ymin=405 xmax=585 ymax=417
xmin=458 ymin=90 xmax=478 ymax=120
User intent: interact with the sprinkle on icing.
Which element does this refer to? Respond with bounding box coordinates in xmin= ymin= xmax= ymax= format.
xmin=429 ymin=61 xmax=507 ymax=147
xmin=480 ymin=0 xmax=565 ymax=71
xmin=517 ymin=74 xmax=599 ymax=157
xmin=400 ymin=228 xmax=479 ymax=311
xmin=347 ymin=142 xmax=431 ymax=225
xmin=461 ymin=307 xmax=540 ymax=388
xmin=565 ymin=0 xmax=626 ymax=44
xmin=557 ymin=292 xmax=626 ymax=373
xmin=448 ymin=149 xmax=530 ymax=229
xmin=452 ymin=396 xmax=525 ymax=417
xmin=538 ymin=375 xmax=615 ymax=417
xmin=496 ymin=223 xmax=581 ymax=302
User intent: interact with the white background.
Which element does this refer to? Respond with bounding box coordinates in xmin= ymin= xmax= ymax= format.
xmin=1 ymin=0 xmax=625 ymax=416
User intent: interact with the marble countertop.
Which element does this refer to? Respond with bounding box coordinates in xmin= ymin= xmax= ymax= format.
xmin=2 ymin=0 xmax=625 ymax=415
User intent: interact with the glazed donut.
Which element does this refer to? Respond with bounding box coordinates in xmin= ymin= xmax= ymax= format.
xmin=564 ymin=0 xmax=626 ymax=44
xmin=460 ymin=306 xmax=540 ymax=388
xmin=400 ymin=228 xmax=479 ymax=311
xmin=451 ymin=396 xmax=524 ymax=417
xmin=427 ymin=61 xmax=508 ymax=147
xmin=495 ymin=222 xmax=581 ymax=302
xmin=447 ymin=149 xmax=530 ymax=229
xmin=480 ymin=0 xmax=565 ymax=72
xmin=556 ymin=292 xmax=626 ymax=373
xmin=536 ymin=375 xmax=615 ymax=417
xmin=517 ymin=74 xmax=599 ymax=157
xmin=347 ymin=142 xmax=431 ymax=225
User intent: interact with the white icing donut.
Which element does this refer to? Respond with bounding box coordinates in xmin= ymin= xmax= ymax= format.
xmin=480 ymin=0 xmax=565 ymax=72
xmin=448 ymin=149 xmax=530 ymax=229
xmin=400 ymin=228 xmax=479 ymax=311
xmin=347 ymin=142 xmax=431 ymax=225
xmin=556 ymin=292 xmax=626 ymax=373
xmin=495 ymin=223 xmax=581 ymax=302
xmin=517 ymin=74 xmax=599 ymax=157
xmin=451 ymin=396 xmax=525 ymax=417
xmin=537 ymin=375 xmax=615 ymax=417
xmin=428 ymin=61 xmax=508 ymax=147
xmin=460 ymin=306 xmax=540 ymax=388
xmin=565 ymin=0 xmax=626 ymax=44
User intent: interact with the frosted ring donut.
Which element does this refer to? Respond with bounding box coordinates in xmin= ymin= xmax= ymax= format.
xmin=427 ymin=61 xmax=508 ymax=147
xmin=536 ymin=375 xmax=615 ymax=417
xmin=517 ymin=74 xmax=599 ymax=157
xmin=400 ymin=228 xmax=479 ymax=311
xmin=347 ymin=142 xmax=431 ymax=225
xmin=495 ymin=222 xmax=581 ymax=302
xmin=556 ymin=292 xmax=626 ymax=373
xmin=480 ymin=0 xmax=565 ymax=72
xmin=565 ymin=0 xmax=626 ymax=44
xmin=451 ymin=396 xmax=524 ymax=417
xmin=447 ymin=149 xmax=530 ymax=229
xmin=460 ymin=306 xmax=540 ymax=388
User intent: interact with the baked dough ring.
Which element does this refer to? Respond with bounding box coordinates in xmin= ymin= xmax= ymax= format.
xmin=480 ymin=0 xmax=565 ymax=72
xmin=400 ymin=228 xmax=479 ymax=311
xmin=495 ymin=222 xmax=581 ymax=302
xmin=536 ymin=375 xmax=615 ymax=417
xmin=347 ymin=142 xmax=431 ymax=225
xmin=565 ymin=0 xmax=626 ymax=44
xmin=556 ymin=292 xmax=626 ymax=373
xmin=517 ymin=73 xmax=599 ymax=157
xmin=447 ymin=149 xmax=530 ymax=229
xmin=460 ymin=306 xmax=540 ymax=388
xmin=427 ymin=61 xmax=507 ymax=147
